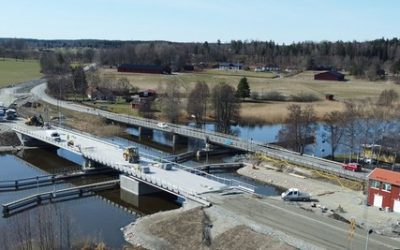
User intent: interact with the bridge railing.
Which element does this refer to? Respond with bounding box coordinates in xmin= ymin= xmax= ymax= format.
xmin=139 ymin=152 xmax=256 ymax=192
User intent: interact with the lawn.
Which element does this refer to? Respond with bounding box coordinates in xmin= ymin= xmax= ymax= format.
xmin=0 ymin=58 xmax=43 ymax=87
xmin=100 ymin=68 xmax=398 ymax=101
xmin=98 ymin=68 xmax=400 ymax=123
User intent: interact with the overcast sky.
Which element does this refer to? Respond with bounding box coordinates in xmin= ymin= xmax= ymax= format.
xmin=1 ymin=0 xmax=399 ymax=43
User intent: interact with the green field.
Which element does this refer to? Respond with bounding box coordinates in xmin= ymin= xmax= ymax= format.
xmin=0 ymin=58 xmax=42 ymax=87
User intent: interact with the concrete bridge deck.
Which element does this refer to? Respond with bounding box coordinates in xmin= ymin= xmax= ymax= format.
xmin=12 ymin=123 xmax=252 ymax=204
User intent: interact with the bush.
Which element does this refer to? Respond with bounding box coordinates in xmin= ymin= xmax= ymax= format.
xmin=250 ymin=91 xmax=259 ymax=100
xmin=290 ymin=93 xmax=320 ymax=102
xmin=261 ymin=91 xmax=286 ymax=101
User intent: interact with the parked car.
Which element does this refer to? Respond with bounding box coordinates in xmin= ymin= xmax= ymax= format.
xmin=157 ymin=122 xmax=168 ymax=128
xmin=281 ymin=188 xmax=311 ymax=201
xmin=46 ymin=130 xmax=61 ymax=142
xmin=342 ymin=163 xmax=362 ymax=172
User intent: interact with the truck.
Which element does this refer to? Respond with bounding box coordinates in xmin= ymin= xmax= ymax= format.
xmin=341 ymin=162 xmax=362 ymax=172
xmin=281 ymin=188 xmax=311 ymax=201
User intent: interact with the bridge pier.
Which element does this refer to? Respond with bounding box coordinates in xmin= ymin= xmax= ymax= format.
xmin=172 ymin=134 xmax=188 ymax=154
xmin=138 ymin=127 xmax=153 ymax=141
xmin=82 ymin=158 xmax=101 ymax=170
xmin=120 ymin=175 xmax=161 ymax=196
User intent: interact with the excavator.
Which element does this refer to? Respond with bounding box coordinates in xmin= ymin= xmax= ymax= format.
xmin=25 ymin=115 xmax=44 ymax=126
xmin=123 ymin=146 xmax=140 ymax=163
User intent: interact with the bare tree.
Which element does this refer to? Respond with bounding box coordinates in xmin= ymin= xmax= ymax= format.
xmin=211 ymin=82 xmax=240 ymax=133
xmin=187 ymin=81 xmax=209 ymax=125
xmin=277 ymin=104 xmax=316 ymax=154
xmin=342 ymin=102 xmax=362 ymax=162
xmin=159 ymin=82 xmax=182 ymax=123
xmin=323 ymin=111 xmax=345 ymax=160
xmin=377 ymin=89 xmax=398 ymax=106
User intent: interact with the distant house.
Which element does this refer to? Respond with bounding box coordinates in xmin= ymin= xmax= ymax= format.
xmin=117 ymin=64 xmax=171 ymax=74
xmin=131 ymin=89 xmax=157 ymax=109
xmin=367 ymin=168 xmax=400 ymax=213
xmin=255 ymin=64 xmax=280 ymax=72
xmin=314 ymin=71 xmax=345 ymax=81
xmin=86 ymin=86 xmax=115 ymax=102
xmin=218 ymin=62 xmax=244 ymax=71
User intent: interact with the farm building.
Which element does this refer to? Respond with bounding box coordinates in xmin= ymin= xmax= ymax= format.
xmin=314 ymin=71 xmax=345 ymax=81
xmin=367 ymin=168 xmax=400 ymax=213
xmin=218 ymin=62 xmax=244 ymax=71
xmin=117 ymin=64 xmax=171 ymax=74
xmin=130 ymin=89 xmax=156 ymax=109
xmin=86 ymin=86 xmax=115 ymax=102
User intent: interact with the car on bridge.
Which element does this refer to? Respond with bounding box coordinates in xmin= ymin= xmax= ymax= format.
xmin=341 ymin=163 xmax=362 ymax=172
xmin=157 ymin=122 xmax=168 ymax=128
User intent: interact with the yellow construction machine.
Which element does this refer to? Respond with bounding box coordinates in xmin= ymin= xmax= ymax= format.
xmin=25 ymin=115 xmax=44 ymax=126
xmin=123 ymin=146 xmax=140 ymax=163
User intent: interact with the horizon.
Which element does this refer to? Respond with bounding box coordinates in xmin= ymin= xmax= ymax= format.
xmin=1 ymin=0 xmax=399 ymax=43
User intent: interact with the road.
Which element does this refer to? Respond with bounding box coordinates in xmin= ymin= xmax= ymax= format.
xmin=207 ymin=193 xmax=400 ymax=250
xmin=30 ymin=82 xmax=368 ymax=181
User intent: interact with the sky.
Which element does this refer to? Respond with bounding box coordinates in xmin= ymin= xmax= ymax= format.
xmin=0 ymin=0 xmax=399 ymax=44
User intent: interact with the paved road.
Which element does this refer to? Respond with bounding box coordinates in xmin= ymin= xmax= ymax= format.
xmin=207 ymin=193 xmax=400 ymax=250
xmin=31 ymin=82 xmax=368 ymax=181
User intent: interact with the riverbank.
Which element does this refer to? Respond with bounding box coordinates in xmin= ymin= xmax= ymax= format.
xmin=0 ymin=124 xmax=21 ymax=147
xmin=237 ymin=163 xmax=400 ymax=238
xmin=123 ymin=200 xmax=301 ymax=250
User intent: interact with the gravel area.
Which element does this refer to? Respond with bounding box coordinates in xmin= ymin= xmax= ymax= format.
xmin=238 ymin=164 xmax=400 ymax=238
xmin=0 ymin=124 xmax=21 ymax=147
xmin=123 ymin=200 xmax=300 ymax=250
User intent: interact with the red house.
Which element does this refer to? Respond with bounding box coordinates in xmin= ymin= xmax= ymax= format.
xmin=367 ymin=168 xmax=400 ymax=213
xmin=314 ymin=71 xmax=345 ymax=81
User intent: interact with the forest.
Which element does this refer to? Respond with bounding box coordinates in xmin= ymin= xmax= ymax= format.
xmin=1 ymin=37 xmax=400 ymax=80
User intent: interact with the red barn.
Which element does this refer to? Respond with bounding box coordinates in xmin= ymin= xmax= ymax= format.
xmin=314 ymin=71 xmax=345 ymax=81
xmin=367 ymin=168 xmax=400 ymax=213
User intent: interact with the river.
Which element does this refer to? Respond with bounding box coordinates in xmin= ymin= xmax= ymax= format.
xmin=0 ymin=149 xmax=180 ymax=249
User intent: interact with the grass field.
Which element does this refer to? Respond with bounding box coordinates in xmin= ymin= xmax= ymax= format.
xmin=99 ymin=68 xmax=400 ymax=123
xmin=0 ymin=58 xmax=42 ymax=87
xmin=101 ymin=68 xmax=399 ymax=101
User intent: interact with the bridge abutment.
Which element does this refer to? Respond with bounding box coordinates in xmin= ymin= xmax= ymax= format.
xmin=172 ymin=134 xmax=188 ymax=153
xmin=120 ymin=175 xmax=161 ymax=196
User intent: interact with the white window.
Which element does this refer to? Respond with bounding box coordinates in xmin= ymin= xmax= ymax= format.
xmin=383 ymin=183 xmax=392 ymax=192
xmin=371 ymin=180 xmax=381 ymax=189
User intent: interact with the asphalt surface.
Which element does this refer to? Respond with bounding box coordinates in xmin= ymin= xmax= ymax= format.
xmin=207 ymin=193 xmax=400 ymax=250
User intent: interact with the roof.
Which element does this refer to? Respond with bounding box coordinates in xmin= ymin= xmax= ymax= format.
xmin=368 ymin=168 xmax=400 ymax=186
xmin=315 ymin=71 xmax=344 ymax=77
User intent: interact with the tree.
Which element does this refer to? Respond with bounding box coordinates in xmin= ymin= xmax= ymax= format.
xmin=71 ymin=66 xmax=88 ymax=100
xmin=236 ymin=77 xmax=250 ymax=100
xmin=186 ymin=81 xmax=209 ymax=125
xmin=377 ymin=89 xmax=398 ymax=106
xmin=342 ymin=102 xmax=362 ymax=161
xmin=159 ymin=82 xmax=181 ymax=123
xmin=138 ymin=99 xmax=154 ymax=119
xmin=323 ymin=111 xmax=345 ymax=160
xmin=277 ymin=104 xmax=316 ymax=154
xmin=211 ymin=82 xmax=240 ymax=133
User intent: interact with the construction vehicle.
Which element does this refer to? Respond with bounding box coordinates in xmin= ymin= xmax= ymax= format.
xmin=123 ymin=146 xmax=140 ymax=163
xmin=25 ymin=115 xmax=44 ymax=126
